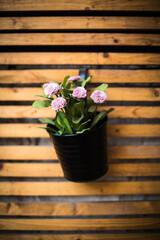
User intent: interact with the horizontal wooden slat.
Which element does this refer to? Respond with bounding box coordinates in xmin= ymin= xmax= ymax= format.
xmin=108 ymin=124 xmax=160 ymax=137
xmin=0 ymin=181 xmax=160 ymax=196
xmin=0 ymin=0 xmax=159 ymax=11
xmin=1 ymin=124 xmax=160 ymax=137
xmin=1 ymin=218 xmax=160 ymax=230
xmin=1 ymin=201 xmax=160 ymax=216
xmin=0 ymin=106 xmax=159 ymax=118
xmin=0 ymin=105 xmax=55 ymax=119
xmin=0 ymin=33 xmax=160 ymax=46
xmin=1 ymin=87 xmax=160 ymax=101
xmin=98 ymin=106 xmax=160 ymax=119
xmin=1 ymin=53 xmax=160 ymax=65
xmin=0 ymin=163 xmax=160 ymax=177
xmin=0 ymin=69 xmax=78 ymax=84
xmin=89 ymin=69 xmax=160 ymax=83
xmin=0 ymin=146 xmax=159 ymax=160
xmin=0 ymin=17 xmax=160 ymax=30
xmin=0 ymin=233 xmax=160 ymax=240
xmin=0 ymin=69 xmax=160 ymax=84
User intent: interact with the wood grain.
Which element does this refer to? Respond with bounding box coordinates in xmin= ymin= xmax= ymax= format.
xmin=0 ymin=218 xmax=160 ymax=230
xmin=0 ymin=0 xmax=159 ymax=237
xmin=0 ymin=201 xmax=160 ymax=215
xmin=0 ymin=17 xmax=160 ymax=30
xmin=0 ymin=233 xmax=160 ymax=240
xmin=1 ymin=53 xmax=160 ymax=65
xmin=1 ymin=87 xmax=160 ymax=101
xmin=108 ymin=124 xmax=160 ymax=137
xmin=0 ymin=69 xmax=79 ymax=84
xmin=0 ymin=181 xmax=160 ymax=196
xmin=0 ymin=33 xmax=160 ymax=46
xmin=0 ymin=106 xmax=160 ymax=118
xmin=0 ymin=0 xmax=159 ymax=11
xmin=0 ymin=69 xmax=159 ymax=84
xmin=0 ymin=146 xmax=159 ymax=160
xmin=1 ymin=124 xmax=160 ymax=137
xmin=0 ymin=163 xmax=160 ymax=177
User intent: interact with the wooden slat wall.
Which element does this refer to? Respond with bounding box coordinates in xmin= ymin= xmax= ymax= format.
xmin=0 ymin=0 xmax=160 ymax=239
xmin=0 ymin=69 xmax=160 ymax=83
xmin=0 ymin=0 xmax=160 ymax=11
xmin=1 ymin=52 xmax=160 ymax=65
xmin=1 ymin=87 xmax=160 ymax=101
xmin=0 ymin=17 xmax=160 ymax=29
xmin=1 ymin=33 xmax=160 ymax=46
xmin=1 ymin=106 xmax=159 ymax=118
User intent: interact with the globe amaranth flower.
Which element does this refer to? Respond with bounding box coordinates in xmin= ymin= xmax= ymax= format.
xmin=67 ymin=76 xmax=81 ymax=82
xmin=90 ymin=90 xmax=107 ymax=103
xmin=72 ymin=87 xmax=87 ymax=99
xmin=43 ymin=82 xmax=61 ymax=97
xmin=51 ymin=97 xmax=67 ymax=111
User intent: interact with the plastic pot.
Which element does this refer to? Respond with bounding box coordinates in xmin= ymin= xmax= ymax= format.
xmin=47 ymin=117 xmax=108 ymax=182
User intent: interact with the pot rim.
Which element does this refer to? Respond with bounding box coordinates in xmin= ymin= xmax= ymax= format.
xmin=47 ymin=115 xmax=108 ymax=138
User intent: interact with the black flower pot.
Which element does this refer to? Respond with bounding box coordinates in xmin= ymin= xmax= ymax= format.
xmin=47 ymin=117 xmax=108 ymax=182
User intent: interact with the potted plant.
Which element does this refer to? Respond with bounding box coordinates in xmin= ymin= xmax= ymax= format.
xmin=32 ymin=75 xmax=114 ymax=182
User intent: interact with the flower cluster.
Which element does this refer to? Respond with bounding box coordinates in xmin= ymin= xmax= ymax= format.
xmin=41 ymin=76 xmax=107 ymax=111
xmin=43 ymin=82 xmax=62 ymax=97
xmin=51 ymin=97 xmax=67 ymax=111
xmin=72 ymin=87 xmax=87 ymax=99
xmin=91 ymin=90 xmax=107 ymax=103
xmin=67 ymin=76 xmax=81 ymax=81
xmin=32 ymin=75 xmax=114 ymax=135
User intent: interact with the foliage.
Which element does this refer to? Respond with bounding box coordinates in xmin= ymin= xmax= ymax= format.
xmin=32 ymin=75 xmax=114 ymax=135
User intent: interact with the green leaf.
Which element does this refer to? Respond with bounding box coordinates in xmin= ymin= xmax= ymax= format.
xmin=77 ymin=119 xmax=91 ymax=131
xmin=88 ymin=107 xmax=96 ymax=119
xmin=61 ymin=89 xmax=72 ymax=94
xmin=95 ymin=83 xmax=108 ymax=92
xmin=32 ymin=100 xmax=51 ymax=109
xmin=56 ymin=111 xmax=73 ymax=135
xmin=87 ymin=98 xmax=93 ymax=109
xmin=34 ymin=94 xmax=50 ymax=99
xmin=56 ymin=112 xmax=65 ymax=128
xmin=54 ymin=115 xmax=64 ymax=132
xmin=105 ymin=107 xmax=115 ymax=115
xmin=76 ymin=78 xmax=84 ymax=83
xmin=60 ymin=75 xmax=70 ymax=88
xmin=63 ymin=118 xmax=73 ymax=135
xmin=76 ymin=128 xmax=90 ymax=134
xmin=65 ymin=82 xmax=71 ymax=89
xmin=81 ymin=76 xmax=92 ymax=87
xmin=88 ymin=107 xmax=96 ymax=113
xmin=39 ymin=118 xmax=56 ymax=126
xmin=72 ymin=100 xmax=85 ymax=124
xmin=61 ymin=88 xmax=73 ymax=98
xmin=90 ymin=110 xmax=107 ymax=129
xmin=38 ymin=126 xmax=57 ymax=133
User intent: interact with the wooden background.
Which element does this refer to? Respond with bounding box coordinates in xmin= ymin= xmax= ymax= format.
xmin=0 ymin=0 xmax=160 ymax=239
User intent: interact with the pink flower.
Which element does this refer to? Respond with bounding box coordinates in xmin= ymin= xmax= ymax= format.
xmin=43 ymin=83 xmax=49 ymax=89
xmin=43 ymin=82 xmax=61 ymax=97
xmin=90 ymin=90 xmax=107 ymax=103
xmin=67 ymin=76 xmax=81 ymax=82
xmin=51 ymin=97 xmax=67 ymax=111
xmin=72 ymin=87 xmax=87 ymax=98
